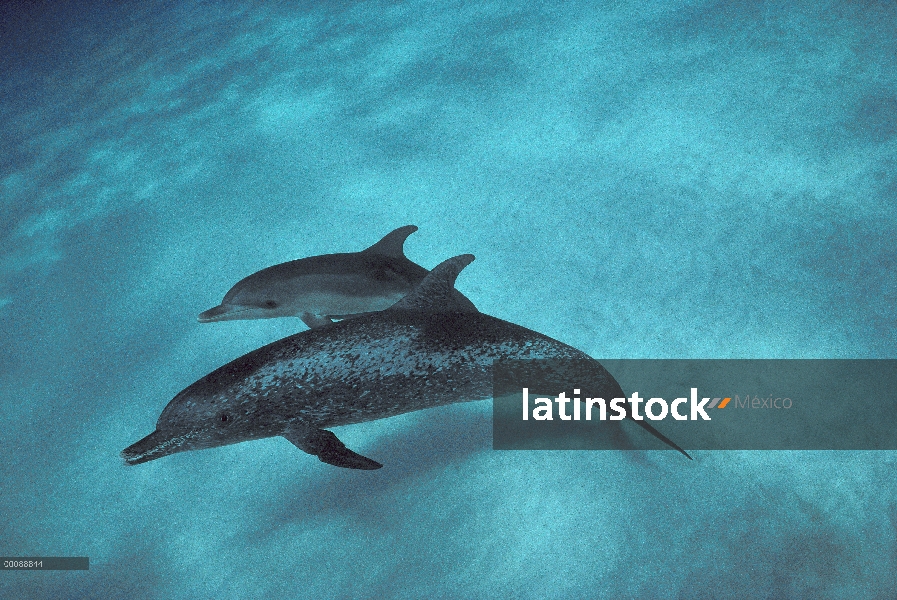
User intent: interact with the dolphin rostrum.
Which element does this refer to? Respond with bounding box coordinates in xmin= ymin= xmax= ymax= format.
xmin=197 ymin=225 xmax=476 ymax=329
xmin=124 ymin=255 xmax=690 ymax=469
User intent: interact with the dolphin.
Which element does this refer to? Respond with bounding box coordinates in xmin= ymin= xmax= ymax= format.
xmin=123 ymin=255 xmax=690 ymax=469
xmin=198 ymin=225 xmax=476 ymax=329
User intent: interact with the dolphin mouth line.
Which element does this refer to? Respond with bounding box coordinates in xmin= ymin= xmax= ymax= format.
xmin=197 ymin=305 xmax=253 ymax=323
xmin=121 ymin=430 xmax=198 ymax=465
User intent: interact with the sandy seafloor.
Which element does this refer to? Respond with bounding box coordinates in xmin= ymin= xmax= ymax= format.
xmin=1 ymin=1 xmax=895 ymax=598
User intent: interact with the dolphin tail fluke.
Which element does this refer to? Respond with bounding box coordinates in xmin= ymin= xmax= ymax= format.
xmin=362 ymin=225 xmax=418 ymax=259
xmin=631 ymin=419 xmax=692 ymax=460
xmin=283 ymin=427 xmax=382 ymax=470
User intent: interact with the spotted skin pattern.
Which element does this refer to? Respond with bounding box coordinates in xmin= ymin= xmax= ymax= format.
xmin=121 ymin=311 xmax=614 ymax=465
xmin=123 ymin=255 xmax=688 ymax=468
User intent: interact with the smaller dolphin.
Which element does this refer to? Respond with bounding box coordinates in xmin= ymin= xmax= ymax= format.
xmin=198 ymin=225 xmax=476 ymax=329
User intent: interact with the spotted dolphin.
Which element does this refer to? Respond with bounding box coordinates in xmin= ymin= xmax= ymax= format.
xmin=124 ymin=255 xmax=689 ymax=469
xmin=198 ymin=225 xmax=476 ymax=329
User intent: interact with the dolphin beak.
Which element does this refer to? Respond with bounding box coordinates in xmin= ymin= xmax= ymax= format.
xmin=121 ymin=429 xmax=191 ymax=465
xmin=198 ymin=304 xmax=249 ymax=323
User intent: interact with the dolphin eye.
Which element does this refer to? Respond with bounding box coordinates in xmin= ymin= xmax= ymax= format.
xmin=264 ymin=300 xmax=278 ymax=309
xmin=220 ymin=413 xmax=229 ymax=423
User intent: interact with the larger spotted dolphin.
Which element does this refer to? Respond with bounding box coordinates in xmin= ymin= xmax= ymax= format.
xmin=123 ymin=255 xmax=689 ymax=469
xmin=198 ymin=225 xmax=476 ymax=329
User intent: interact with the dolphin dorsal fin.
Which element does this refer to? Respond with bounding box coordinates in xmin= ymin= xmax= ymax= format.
xmin=390 ymin=254 xmax=477 ymax=312
xmin=362 ymin=225 xmax=418 ymax=259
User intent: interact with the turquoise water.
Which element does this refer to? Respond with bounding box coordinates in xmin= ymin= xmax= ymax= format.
xmin=1 ymin=1 xmax=895 ymax=597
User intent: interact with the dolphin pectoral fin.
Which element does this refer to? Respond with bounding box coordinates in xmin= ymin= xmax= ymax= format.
xmin=283 ymin=427 xmax=382 ymax=470
xmin=330 ymin=311 xmax=377 ymax=321
xmin=300 ymin=313 xmax=334 ymax=329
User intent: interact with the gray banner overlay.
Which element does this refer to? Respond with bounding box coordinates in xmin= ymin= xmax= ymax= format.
xmin=1 ymin=557 xmax=89 ymax=570
xmin=492 ymin=360 xmax=897 ymax=451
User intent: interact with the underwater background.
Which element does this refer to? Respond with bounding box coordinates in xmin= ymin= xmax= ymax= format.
xmin=1 ymin=0 xmax=895 ymax=598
